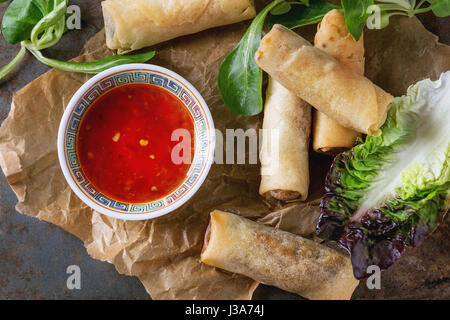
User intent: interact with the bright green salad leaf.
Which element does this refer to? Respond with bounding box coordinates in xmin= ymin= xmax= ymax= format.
xmin=270 ymin=0 xmax=310 ymax=16
xmin=271 ymin=2 xmax=294 ymax=15
xmin=431 ymin=0 xmax=450 ymax=17
xmin=342 ymin=0 xmax=374 ymax=41
xmin=318 ymin=71 xmax=450 ymax=279
xmin=30 ymin=0 xmax=66 ymax=50
xmin=217 ymin=0 xmax=284 ymax=116
xmin=1 ymin=0 xmax=46 ymax=44
xmin=0 ymin=45 xmax=26 ymax=79
xmin=268 ymin=0 xmax=341 ymax=30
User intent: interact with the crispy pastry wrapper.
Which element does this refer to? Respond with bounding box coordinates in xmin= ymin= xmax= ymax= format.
xmin=201 ymin=210 xmax=359 ymax=300
xmin=259 ymin=77 xmax=311 ymax=201
xmin=312 ymin=9 xmax=363 ymax=154
xmin=102 ymin=0 xmax=256 ymax=54
xmin=0 ymin=13 xmax=449 ymax=299
xmin=255 ymin=24 xmax=394 ymax=136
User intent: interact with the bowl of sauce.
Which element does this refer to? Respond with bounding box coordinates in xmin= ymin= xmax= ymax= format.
xmin=58 ymin=64 xmax=215 ymax=220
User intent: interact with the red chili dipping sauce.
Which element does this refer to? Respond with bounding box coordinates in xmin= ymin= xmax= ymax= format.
xmin=77 ymin=84 xmax=195 ymax=203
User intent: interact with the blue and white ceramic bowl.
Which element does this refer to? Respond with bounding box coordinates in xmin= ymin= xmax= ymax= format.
xmin=57 ymin=64 xmax=215 ymax=220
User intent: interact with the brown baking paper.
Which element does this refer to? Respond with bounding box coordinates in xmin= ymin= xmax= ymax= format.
xmin=0 ymin=14 xmax=449 ymax=299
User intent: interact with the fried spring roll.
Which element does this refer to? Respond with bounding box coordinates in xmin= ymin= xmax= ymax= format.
xmin=102 ymin=0 xmax=256 ymax=53
xmin=254 ymin=24 xmax=394 ymax=136
xmin=201 ymin=210 xmax=359 ymax=300
xmin=313 ymin=10 xmax=364 ymax=154
xmin=259 ymin=77 xmax=311 ymax=201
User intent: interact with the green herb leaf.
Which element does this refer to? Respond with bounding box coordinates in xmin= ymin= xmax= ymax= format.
xmin=46 ymin=0 xmax=56 ymax=13
xmin=217 ymin=0 xmax=284 ymax=116
xmin=342 ymin=0 xmax=374 ymax=41
xmin=1 ymin=0 xmax=46 ymax=44
xmin=431 ymin=0 xmax=450 ymax=17
xmin=271 ymin=2 xmax=292 ymax=16
xmin=268 ymin=0 xmax=341 ymax=30
xmin=30 ymin=0 xmax=66 ymax=50
xmin=0 ymin=45 xmax=26 ymax=81
xmin=23 ymin=41 xmax=156 ymax=74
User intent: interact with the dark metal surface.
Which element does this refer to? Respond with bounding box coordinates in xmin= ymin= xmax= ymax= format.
xmin=0 ymin=0 xmax=149 ymax=300
xmin=0 ymin=1 xmax=448 ymax=300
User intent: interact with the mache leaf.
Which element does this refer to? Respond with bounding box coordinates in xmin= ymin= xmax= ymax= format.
xmin=431 ymin=0 xmax=450 ymax=17
xmin=1 ymin=0 xmax=46 ymax=44
xmin=268 ymin=0 xmax=341 ymax=30
xmin=217 ymin=0 xmax=284 ymax=116
xmin=341 ymin=0 xmax=374 ymax=41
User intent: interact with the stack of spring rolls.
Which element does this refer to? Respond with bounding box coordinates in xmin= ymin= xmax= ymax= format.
xmin=202 ymin=10 xmax=394 ymax=300
xmin=312 ymin=10 xmax=365 ymax=154
xmin=258 ymin=10 xmax=393 ymax=202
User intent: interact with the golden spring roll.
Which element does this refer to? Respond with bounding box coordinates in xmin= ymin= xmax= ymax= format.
xmin=201 ymin=210 xmax=359 ymax=300
xmin=254 ymin=24 xmax=394 ymax=136
xmin=102 ymin=0 xmax=256 ymax=53
xmin=313 ymin=10 xmax=364 ymax=154
xmin=259 ymin=77 xmax=311 ymax=201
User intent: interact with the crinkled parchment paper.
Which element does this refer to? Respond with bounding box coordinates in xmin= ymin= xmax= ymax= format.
xmin=0 ymin=15 xmax=449 ymax=299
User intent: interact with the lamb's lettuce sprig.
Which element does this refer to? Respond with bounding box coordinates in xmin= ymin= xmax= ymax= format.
xmin=0 ymin=0 xmax=155 ymax=81
xmin=345 ymin=0 xmax=450 ymax=41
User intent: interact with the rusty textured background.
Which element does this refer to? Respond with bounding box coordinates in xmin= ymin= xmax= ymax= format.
xmin=0 ymin=0 xmax=448 ymax=300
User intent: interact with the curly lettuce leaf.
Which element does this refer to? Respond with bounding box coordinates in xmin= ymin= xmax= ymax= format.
xmin=317 ymin=71 xmax=450 ymax=279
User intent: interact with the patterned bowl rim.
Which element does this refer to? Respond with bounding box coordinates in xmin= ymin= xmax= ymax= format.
xmin=57 ymin=64 xmax=215 ymax=221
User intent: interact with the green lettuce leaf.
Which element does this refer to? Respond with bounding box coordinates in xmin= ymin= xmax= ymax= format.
xmin=317 ymin=71 xmax=450 ymax=279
